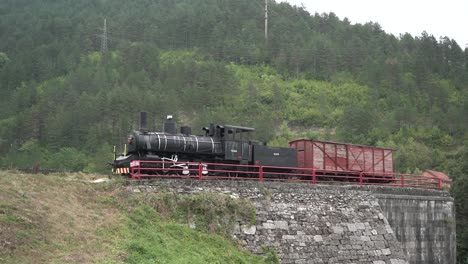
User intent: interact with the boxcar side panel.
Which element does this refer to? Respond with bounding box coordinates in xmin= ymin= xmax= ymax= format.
xmin=336 ymin=144 xmax=347 ymax=171
xmin=374 ymin=149 xmax=384 ymax=173
xmin=363 ymin=148 xmax=374 ymax=172
xmin=384 ymin=150 xmax=394 ymax=173
xmin=312 ymin=141 xmax=324 ymax=170
xmin=348 ymin=146 xmax=365 ymax=171
xmin=289 ymin=139 xmax=394 ymax=174
xmin=305 ymin=140 xmax=312 ymax=168
xmin=324 ymin=143 xmax=335 ymax=170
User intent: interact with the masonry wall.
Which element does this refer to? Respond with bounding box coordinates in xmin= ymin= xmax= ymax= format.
xmin=128 ymin=179 xmax=455 ymax=264
xmin=375 ymin=193 xmax=456 ymax=264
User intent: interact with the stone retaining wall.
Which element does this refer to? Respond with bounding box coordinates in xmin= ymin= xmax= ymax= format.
xmin=127 ymin=179 xmax=454 ymax=264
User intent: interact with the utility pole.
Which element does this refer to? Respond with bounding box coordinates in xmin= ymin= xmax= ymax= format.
xmin=100 ymin=18 xmax=108 ymax=53
xmin=264 ymin=0 xmax=268 ymax=44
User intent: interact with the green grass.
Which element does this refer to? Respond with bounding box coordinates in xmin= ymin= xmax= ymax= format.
xmin=121 ymin=192 xmax=257 ymax=236
xmin=121 ymin=205 xmax=266 ymax=264
xmin=0 ymin=171 xmax=277 ymax=264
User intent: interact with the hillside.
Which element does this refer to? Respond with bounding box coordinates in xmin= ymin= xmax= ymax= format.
xmin=0 ymin=0 xmax=467 ymax=261
xmin=0 ymin=171 xmax=274 ymax=264
xmin=0 ymin=0 xmax=466 ymax=175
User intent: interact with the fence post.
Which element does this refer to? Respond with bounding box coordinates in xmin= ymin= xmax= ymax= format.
xmin=437 ymin=178 xmax=441 ymax=190
xmin=198 ymin=163 xmax=203 ymax=181
xmin=131 ymin=168 xmax=134 ymax=180
xmin=259 ymin=166 xmax=263 ymax=181
xmin=359 ymin=172 xmax=363 ymax=185
xmin=312 ymin=169 xmax=316 ymax=185
xmin=138 ymin=165 xmax=141 ymax=180
xmin=401 ymin=174 xmax=404 ymax=188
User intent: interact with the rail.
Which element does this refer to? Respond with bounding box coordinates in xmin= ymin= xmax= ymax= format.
xmin=127 ymin=160 xmax=446 ymax=190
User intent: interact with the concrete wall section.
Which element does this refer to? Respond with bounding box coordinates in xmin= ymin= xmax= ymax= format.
xmin=375 ymin=194 xmax=456 ymax=264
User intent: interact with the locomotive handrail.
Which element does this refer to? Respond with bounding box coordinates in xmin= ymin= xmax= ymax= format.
xmin=128 ymin=160 xmax=444 ymax=190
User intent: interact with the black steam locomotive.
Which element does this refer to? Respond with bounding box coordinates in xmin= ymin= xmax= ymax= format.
xmin=112 ymin=113 xmax=296 ymax=175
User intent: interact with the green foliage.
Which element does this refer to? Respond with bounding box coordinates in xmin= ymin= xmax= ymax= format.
xmin=262 ymin=247 xmax=281 ymax=264
xmin=0 ymin=0 xmax=466 ymax=173
xmin=1 ymin=140 xmax=48 ymax=169
xmin=122 ymin=204 xmax=267 ymax=264
xmin=45 ymin=147 xmax=89 ymax=171
xmin=124 ymin=192 xmax=256 ymax=236
xmin=83 ymin=144 xmax=114 ymax=173
xmin=0 ymin=52 xmax=10 ymax=71
xmin=0 ymin=141 xmax=91 ymax=172
xmin=448 ymin=142 xmax=468 ymax=264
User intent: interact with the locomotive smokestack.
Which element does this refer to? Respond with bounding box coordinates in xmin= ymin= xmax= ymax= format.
xmin=139 ymin=112 xmax=148 ymax=132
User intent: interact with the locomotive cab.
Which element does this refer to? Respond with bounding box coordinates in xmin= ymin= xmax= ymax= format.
xmin=217 ymin=125 xmax=255 ymax=163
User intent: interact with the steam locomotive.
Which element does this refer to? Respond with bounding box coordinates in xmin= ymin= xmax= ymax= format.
xmin=113 ymin=113 xmax=394 ymax=181
xmin=112 ymin=113 xmax=297 ymax=175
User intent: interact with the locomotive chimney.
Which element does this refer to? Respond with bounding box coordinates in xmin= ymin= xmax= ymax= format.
xmin=209 ymin=123 xmax=215 ymax=137
xmin=163 ymin=115 xmax=177 ymax=134
xmin=139 ymin=112 xmax=148 ymax=132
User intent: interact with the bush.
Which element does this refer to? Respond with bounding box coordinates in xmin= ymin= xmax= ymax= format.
xmin=44 ymin=147 xmax=88 ymax=171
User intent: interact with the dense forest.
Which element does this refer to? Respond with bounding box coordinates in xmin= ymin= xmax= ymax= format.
xmin=0 ymin=0 xmax=467 ymax=261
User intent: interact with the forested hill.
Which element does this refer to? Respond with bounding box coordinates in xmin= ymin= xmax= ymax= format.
xmin=1 ymin=0 xmax=467 ymax=261
xmin=0 ymin=0 xmax=466 ymax=175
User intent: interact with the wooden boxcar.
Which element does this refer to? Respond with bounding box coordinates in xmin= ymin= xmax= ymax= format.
xmin=288 ymin=139 xmax=394 ymax=174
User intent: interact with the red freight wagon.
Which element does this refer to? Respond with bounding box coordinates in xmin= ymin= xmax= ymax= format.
xmin=289 ymin=139 xmax=394 ymax=174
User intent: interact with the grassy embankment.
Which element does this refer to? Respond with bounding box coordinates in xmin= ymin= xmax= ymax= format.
xmin=0 ymin=171 xmax=277 ymax=264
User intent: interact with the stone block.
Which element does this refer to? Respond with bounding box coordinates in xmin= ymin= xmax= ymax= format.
xmin=355 ymin=222 xmax=366 ymax=230
xmin=375 ymin=241 xmax=385 ymax=249
xmin=332 ymin=225 xmax=344 ymax=233
xmin=233 ymin=223 xmax=240 ymax=234
xmin=274 ymin=220 xmax=289 ymax=230
xmin=331 ymin=233 xmax=342 ymax=240
xmin=241 ymin=225 xmax=256 ymax=235
xmin=263 ymin=222 xmax=275 ymax=229
xmin=361 ymin=236 xmax=371 ymax=242
xmin=390 ymin=259 xmax=408 ymax=264
xmin=347 ymin=223 xmax=357 ymax=232
xmin=382 ymin=248 xmax=392 ymax=255
xmin=365 ymin=241 xmax=375 ymax=247
xmin=352 ymin=244 xmax=362 ymax=250
xmin=313 ymin=235 xmax=323 ymax=242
